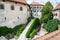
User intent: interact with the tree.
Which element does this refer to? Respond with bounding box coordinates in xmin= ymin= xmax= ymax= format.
xmin=44 ymin=19 xmax=60 ymax=32
xmin=40 ymin=1 xmax=53 ymax=23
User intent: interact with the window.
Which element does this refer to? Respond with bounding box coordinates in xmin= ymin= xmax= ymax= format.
xmin=35 ymin=14 xmax=38 ymax=16
xmin=0 ymin=4 xmax=4 ymax=9
xmin=32 ymin=9 xmax=36 ymax=12
xmin=5 ymin=17 xmax=6 ymax=21
xmin=11 ymin=5 xmax=14 ymax=10
xmin=17 ymin=17 xmax=19 ymax=19
xmin=53 ymin=13 xmax=57 ymax=16
xmin=27 ymin=8 xmax=30 ymax=11
xmin=20 ymin=7 xmax=23 ymax=11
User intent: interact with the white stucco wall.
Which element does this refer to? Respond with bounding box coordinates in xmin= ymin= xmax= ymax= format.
xmin=53 ymin=10 xmax=60 ymax=20
xmin=0 ymin=1 xmax=30 ymax=28
xmin=33 ymin=12 xmax=42 ymax=19
xmin=30 ymin=5 xmax=43 ymax=19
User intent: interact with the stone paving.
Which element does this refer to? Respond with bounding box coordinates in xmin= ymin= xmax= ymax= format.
xmin=0 ymin=36 xmax=7 ymax=40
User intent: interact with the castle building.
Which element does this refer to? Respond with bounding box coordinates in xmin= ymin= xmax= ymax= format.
xmin=0 ymin=0 xmax=31 ymax=28
xmin=53 ymin=3 xmax=60 ymax=20
xmin=30 ymin=2 xmax=44 ymax=19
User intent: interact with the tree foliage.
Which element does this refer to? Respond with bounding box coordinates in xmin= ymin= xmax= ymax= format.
xmin=44 ymin=19 xmax=60 ymax=32
xmin=40 ymin=1 xmax=53 ymax=23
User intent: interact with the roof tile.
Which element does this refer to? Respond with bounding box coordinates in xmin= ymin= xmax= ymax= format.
xmin=54 ymin=3 xmax=60 ymax=10
xmin=35 ymin=30 xmax=60 ymax=40
xmin=30 ymin=2 xmax=44 ymax=6
xmin=11 ymin=0 xmax=26 ymax=3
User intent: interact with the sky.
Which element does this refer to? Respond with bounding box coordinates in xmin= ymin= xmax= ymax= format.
xmin=26 ymin=0 xmax=60 ymax=7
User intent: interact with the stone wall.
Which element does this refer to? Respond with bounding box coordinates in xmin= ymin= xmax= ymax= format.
xmin=0 ymin=1 xmax=30 ymax=28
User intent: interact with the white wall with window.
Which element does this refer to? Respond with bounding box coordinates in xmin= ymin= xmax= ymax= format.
xmin=0 ymin=1 xmax=30 ymax=28
xmin=53 ymin=10 xmax=60 ymax=20
xmin=30 ymin=5 xmax=43 ymax=19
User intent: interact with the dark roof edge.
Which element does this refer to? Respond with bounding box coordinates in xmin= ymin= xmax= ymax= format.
xmin=53 ymin=9 xmax=60 ymax=11
xmin=4 ymin=0 xmax=30 ymax=7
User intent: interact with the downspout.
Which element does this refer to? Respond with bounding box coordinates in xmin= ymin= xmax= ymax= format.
xmin=28 ymin=5 xmax=34 ymax=19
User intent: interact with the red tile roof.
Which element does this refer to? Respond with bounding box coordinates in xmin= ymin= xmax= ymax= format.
xmin=11 ymin=0 xmax=26 ymax=3
xmin=8 ymin=0 xmax=30 ymax=6
xmin=35 ymin=30 xmax=60 ymax=40
xmin=54 ymin=3 xmax=60 ymax=11
xmin=30 ymin=2 xmax=44 ymax=6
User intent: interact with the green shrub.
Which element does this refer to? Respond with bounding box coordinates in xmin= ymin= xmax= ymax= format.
xmin=0 ymin=26 xmax=9 ymax=36
xmin=30 ymin=29 xmax=37 ymax=38
xmin=15 ymin=24 xmax=26 ymax=37
xmin=0 ymin=27 xmax=14 ymax=36
xmin=13 ymin=24 xmax=25 ymax=35
xmin=44 ymin=19 xmax=60 ymax=32
xmin=27 ymin=17 xmax=32 ymax=24
xmin=0 ymin=24 xmax=26 ymax=37
xmin=15 ymin=31 xmax=21 ymax=37
xmin=26 ymin=18 xmax=40 ymax=38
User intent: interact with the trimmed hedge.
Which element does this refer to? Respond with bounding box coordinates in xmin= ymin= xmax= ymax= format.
xmin=26 ymin=18 xmax=40 ymax=38
xmin=30 ymin=29 xmax=37 ymax=38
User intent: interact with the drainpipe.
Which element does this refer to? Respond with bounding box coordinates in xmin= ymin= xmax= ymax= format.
xmin=29 ymin=5 xmax=34 ymax=19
